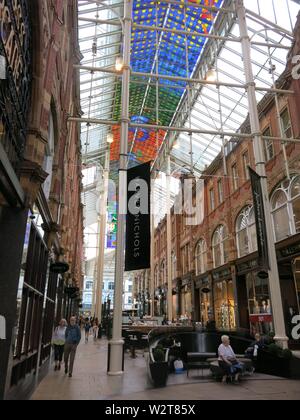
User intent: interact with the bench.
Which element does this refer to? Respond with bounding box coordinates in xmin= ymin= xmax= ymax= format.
xmin=187 ymin=352 xmax=216 ymax=377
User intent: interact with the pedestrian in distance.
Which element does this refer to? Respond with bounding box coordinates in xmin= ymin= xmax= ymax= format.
xmin=84 ymin=318 xmax=91 ymax=343
xmin=64 ymin=317 xmax=81 ymax=378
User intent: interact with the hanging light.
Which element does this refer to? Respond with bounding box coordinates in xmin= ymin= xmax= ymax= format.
xmin=107 ymin=133 xmax=114 ymax=144
xmin=173 ymin=141 xmax=180 ymax=150
xmin=206 ymin=67 xmax=217 ymax=82
xmin=115 ymin=56 xmax=124 ymax=72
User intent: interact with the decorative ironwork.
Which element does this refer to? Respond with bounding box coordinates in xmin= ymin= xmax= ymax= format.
xmin=0 ymin=0 xmax=32 ymax=172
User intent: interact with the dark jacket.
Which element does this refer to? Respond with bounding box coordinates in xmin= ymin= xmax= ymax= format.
xmin=65 ymin=325 xmax=81 ymax=345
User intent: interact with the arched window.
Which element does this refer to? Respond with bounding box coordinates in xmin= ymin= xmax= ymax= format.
xmin=212 ymin=225 xmax=227 ymax=268
xmin=195 ymin=239 xmax=207 ymax=275
xmin=271 ymin=176 xmax=300 ymax=242
xmin=236 ymin=206 xmax=257 ymax=258
xmin=42 ymin=110 xmax=55 ymax=200
xmin=171 ymin=252 xmax=177 ymax=280
xmin=290 ymin=177 xmax=300 ymax=233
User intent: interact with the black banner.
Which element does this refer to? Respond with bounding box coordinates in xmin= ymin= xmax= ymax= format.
xmin=125 ymin=162 xmax=151 ymax=272
xmin=249 ymin=167 xmax=270 ymax=270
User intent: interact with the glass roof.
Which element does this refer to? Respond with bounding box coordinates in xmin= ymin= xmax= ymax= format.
xmin=78 ymin=0 xmax=300 ymax=229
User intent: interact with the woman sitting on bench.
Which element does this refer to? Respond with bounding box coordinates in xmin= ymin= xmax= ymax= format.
xmin=218 ymin=335 xmax=243 ymax=384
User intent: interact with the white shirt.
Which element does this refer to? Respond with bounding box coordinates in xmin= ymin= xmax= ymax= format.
xmin=52 ymin=326 xmax=66 ymax=345
xmin=218 ymin=344 xmax=236 ymax=361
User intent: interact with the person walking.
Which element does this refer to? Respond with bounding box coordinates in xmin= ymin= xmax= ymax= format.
xmin=64 ymin=317 xmax=81 ymax=378
xmin=84 ymin=318 xmax=91 ymax=343
xmin=92 ymin=321 xmax=98 ymax=342
xmin=52 ymin=319 xmax=67 ymax=371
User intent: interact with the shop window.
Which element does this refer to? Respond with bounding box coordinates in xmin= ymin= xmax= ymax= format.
xmin=236 ymin=206 xmax=257 ymax=258
xmin=209 ymin=188 xmax=215 ymax=212
xmin=280 ymin=108 xmax=293 ymax=139
xmin=181 ymin=244 xmax=190 ymax=275
xmin=171 ymin=252 xmax=177 ymax=280
xmin=242 ymin=151 xmax=250 ymax=181
xmin=160 ymin=260 xmax=166 ymax=284
xmin=271 ymin=189 xmax=290 ymax=241
xmin=212 ymin=225 xmax=228 ymax=268
xmin=200 ymin=289 xmax=211 ymax=326
xmin=246 ymin=273 xmax=272 ymax=336
xmin=263 ymin=127 xmax=274 ymax=161
xmin=213 ymin=281 xmax=236 ymax=330
xmin=154 ymin=265 xmax=159 ymax=289
xmin=217 ymin=179 xmax=223 ymax=204
xmin=290 ymin=177 xmax=300 ymax=234
xmin=232 ymin=163 xmax=238 ymax=191
xmin=195 ymin=239 xmax=207 ymax=275
xmin=271 ymin=176 xmax=300 ymax=242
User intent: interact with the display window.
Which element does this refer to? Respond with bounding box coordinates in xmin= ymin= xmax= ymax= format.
xmin=200 ymin=290 xmax=211 ymax=325
xmin=246 ymin=273 xmax=273 ymax=335
xmin=214 ymin=280 xmax=236 ymax=330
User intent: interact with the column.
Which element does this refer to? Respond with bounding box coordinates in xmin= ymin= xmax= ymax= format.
xmin=166 ymin=155 xmax=173 ymax=322
xmin=108 ymin=0 xmax=133 ymax=375
xmin=235 ymin=0 xmax=288 ymax=348
xmin=95 ymin=148 xmax=110 ymax=323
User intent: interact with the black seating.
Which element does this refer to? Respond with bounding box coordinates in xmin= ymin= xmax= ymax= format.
xmin=187 ymin=352 xmax=215 ymax=377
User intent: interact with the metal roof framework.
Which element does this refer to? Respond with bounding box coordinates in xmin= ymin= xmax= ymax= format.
xmin=77 ymin=0 xmax=300 ymax=231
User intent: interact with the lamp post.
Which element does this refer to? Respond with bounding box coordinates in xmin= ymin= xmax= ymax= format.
xmin=235 ymin=0 xmax=288 ymax=348
xmin=108 ymin=0 xmax=133 ymax=375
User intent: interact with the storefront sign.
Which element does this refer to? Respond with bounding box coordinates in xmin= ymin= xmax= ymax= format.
xmin=212 ymin=268 xmax=231 ymax=281
xmin=249 ymin=168 xmax=270 ymax=270
xmin=236 ymin=258 xmax=259 ymax=275
xmin=249 ymin=314 xmax=272 ymax=324
xmin=125 ymin=162 xmax=151 ymax=271
xmin=277 ymin=243 xmax=300 ymax=260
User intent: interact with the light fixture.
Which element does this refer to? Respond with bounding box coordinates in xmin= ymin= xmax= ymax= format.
xmin=115 ymin=56 xmax=124 ymax=72
xmin=173 ymin=141 xmax=180 ymax=150
xmin=107 ymin=133 xmax=114 ymax=144
xmin=206 ymin=67 xmax=217 ymax=82
xmin=0 ymin=55 xmax=6 ymax=80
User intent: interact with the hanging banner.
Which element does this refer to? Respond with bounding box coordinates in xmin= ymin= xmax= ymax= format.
xmin=125 ymin=162 xmax=151 ymax=271
xmin=249 ymin=167 xmax=270 ymax=271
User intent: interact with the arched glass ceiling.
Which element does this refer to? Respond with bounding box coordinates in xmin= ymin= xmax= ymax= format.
xmin=78 ymin=0 xmax=300 ymax=228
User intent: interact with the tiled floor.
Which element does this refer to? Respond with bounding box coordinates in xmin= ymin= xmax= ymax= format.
xmin=31 ymin=338 xmax=300 ymax=400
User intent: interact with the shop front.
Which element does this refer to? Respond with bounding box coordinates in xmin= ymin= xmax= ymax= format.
xmin=212 ymin=266 xmax=236 ymax=330
xmin=236 ymin=254 xmax=273 ymax=335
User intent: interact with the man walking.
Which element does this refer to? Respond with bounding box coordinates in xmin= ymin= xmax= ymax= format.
xmin=64 ymin=317 xmax=81 ymax=378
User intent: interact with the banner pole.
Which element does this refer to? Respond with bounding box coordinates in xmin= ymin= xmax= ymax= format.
xmin=108 ymin=0 xmax=133 ymax=375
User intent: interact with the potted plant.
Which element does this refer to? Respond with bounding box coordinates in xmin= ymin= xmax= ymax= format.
xmin=149 ymin=345 xmax=169 ymax=387
xmin=257 ymin=343 xmax=293 ymax=378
